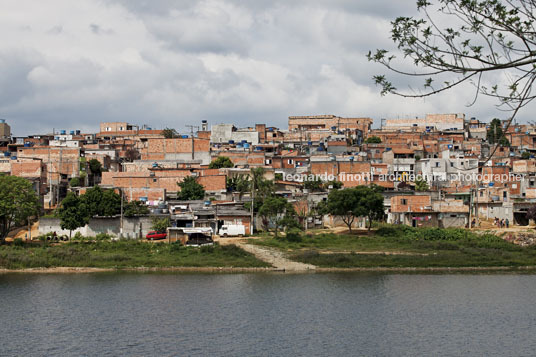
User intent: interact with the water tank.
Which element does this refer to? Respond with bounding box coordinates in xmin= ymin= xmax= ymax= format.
xmin=10 ymin=156 xmax=17 ymax=160
xmin=236 ymin=144 xmax=243 ymax=148
xmin=4 ymin=151 xmax=11 ymax=157
xmin=331 ymin=126 xmax=337 ymax=131
xmin=229 ymin=140 xmax=235 ymax=144
xmin=317 ymin=147 xmax=324 ymax=152
xmin=76 ymin=130 xmax=81 ymax=135
xmin=244 ymin=143 xmax=250 ymax=149
xmin=0 ymin=119 xmax=5 ymax=123
xmin=182 ymin=135 xmax=189 ymax=139
xmin=255 ymin=146 xmax=262 ymax=151
xmin=60 ymin=130 xmax=66 ymax=135
xmin=24 ymin=143 xmax=30 ymax=147
xmin=70 ymin=131 xmax=75 ymax=135
xmin=308 ymin=141 xmax=312 ymax=146
xmin=241 ymin=140 xmax=247 ymax=144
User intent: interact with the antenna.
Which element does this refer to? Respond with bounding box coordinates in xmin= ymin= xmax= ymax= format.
xmin=185 ymin=125 xmax=199 ymax=160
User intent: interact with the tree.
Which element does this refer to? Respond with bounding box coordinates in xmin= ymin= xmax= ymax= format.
xmin=88 ymin=159 xmax=102 ymax=175
xmin=177 ymin=176 xmax=205 ymax=200
xmin=80 ymin=186 xmax=121 ymax=217
xmin=326 ymin=180 xmax=343 ymax=190
xmin=368 ymin=0 xmax=536 ymax=160
xmin=326 ymin=188 xmax=361 ymax=233
xmin=124 ymin=201 xmax=150 ymax=217
xmin=162 ymin=128 xmax=178 ymax=139
xmin=69 ymin=177 xmax=81 ymax=187
xmin=326 ymin=186 xmax=385 ymax=232
xmin=152 ymin=217 xmax=170 ymax=232
xmin=125 ymin=149 xmax=140 ymax=162
xmin=364 ymin=136 xmax=382 ymax=144
xmin=227 ymin=174 xmax=251 ymax=201
xmin=304 ymin=175 xmax=324 ymax=192
xmin=258 ymin=196 xmax=296 ymax=237
xmin=0 ymin=176 xmax=39 ymax=243
xmin=526 ymin=205 xmax=536 ymax=225
xmin=487 ymin=118 xmax=510 ymax=146
xmin=415 ymin=177 xmax=430 ymax=191
xmin=209 ymin=156 xmax=234 ymax=169
xmin=59 ymin=192 xmax=89 ymax=238
xmin=522 ymin=151 xmax=531 ymax=159
xmin=355 ymin=185 xmax=385 ymax=231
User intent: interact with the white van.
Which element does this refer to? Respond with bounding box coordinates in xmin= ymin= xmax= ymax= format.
xmin=219 ymin=225 xmax=246 ymax=237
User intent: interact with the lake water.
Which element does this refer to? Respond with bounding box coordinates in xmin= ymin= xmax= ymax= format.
xmin=1 ymin=272 xmax=536 ymax=356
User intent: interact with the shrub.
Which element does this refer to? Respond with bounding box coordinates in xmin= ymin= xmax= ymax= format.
xmin=13 ymin=238 xmax=24 ymax=247
xmin=284 ymin=228 xmax=303 ymax=243
xmin=95 ymin=233 xmax=114 ymax=241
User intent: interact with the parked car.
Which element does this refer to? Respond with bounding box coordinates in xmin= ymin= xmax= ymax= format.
xmin=218 ymin=225 xmax=245 ymax=237
xmin=146 ymin=231 xmax=167 ymax=240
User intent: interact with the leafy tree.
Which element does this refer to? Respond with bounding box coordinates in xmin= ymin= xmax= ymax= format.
xmin=364 ymin=136 xmax=382 ymax=144
xmin=80 ymin=186 xmax=121 ymax=217
xmin=415 ymin=155 xmax=421 ymax=161
xmin=304 ymin=176 xmax=324 ymax=192
xmin=88 ymin=159 xmax=102 ymax=175
xmin=326 ymin=186 xmax=384 ymax=232
xmin=325 ymin=180 xmax=343 ymax=190
xmin=177 ymin=176 xmax=205 ymax=200
xmin=487 ymin=118 xmax=510 ymax=146
xmin=227 ymin=174 xmax=251 ymax=201
xmin=258 ymin=196 xmax=296 ymax=237
xmin=162 ymin=127 xmax=178 ymax=139
xmin=355 ymin=185 xmax=385 ymax=231
xmin=69 ymin=177 xmax=81 ymax=187
xmin=368 ymin=0 xmax=536 ymax=159
xmin=415 ymin=177 xmax=430 ymax=191
xmin=0 ymin=176 xmax=39 ymax=243
xmin=209 ymin=156 xmax=234 ymax=169
xmin=124 ymin=201 xmax=150 ymax=217
xmin=59 ymin=192 xmax=89 ymax=238
xmin=522 ymin=151 xmax=531 ymax=159
xmin=274 ymin=173 xmax=283 ymax=181
xmin=326 ymin=188 xmax=360 ymax=233
xmin=152 ymin=217 xmax=170 ymax=232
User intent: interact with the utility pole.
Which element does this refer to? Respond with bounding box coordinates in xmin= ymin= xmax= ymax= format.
xmin=185 ymin=125 xmax=199 ymax=160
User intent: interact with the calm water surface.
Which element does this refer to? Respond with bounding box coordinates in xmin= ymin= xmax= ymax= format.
xmin=1 ymin=273 xmax=536 ymax=356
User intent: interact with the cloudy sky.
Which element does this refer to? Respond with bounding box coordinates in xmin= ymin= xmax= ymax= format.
xmin=0 ymin=0 xmax=532 ymax=136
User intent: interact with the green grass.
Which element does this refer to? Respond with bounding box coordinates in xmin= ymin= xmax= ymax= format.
xmin=0 ymin=240 xmax=270 ymax=269
xmin=253 ymin=225 xmax=536 ymax=268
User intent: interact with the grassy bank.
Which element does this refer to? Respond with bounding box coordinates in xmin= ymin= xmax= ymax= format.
xmin=0 ymin=240 xmax=270 ymax=269
xmin=252 ymin=226 xmax=536 ymax=268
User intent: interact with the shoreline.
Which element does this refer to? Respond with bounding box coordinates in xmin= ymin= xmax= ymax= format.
xmin=2 ymin=265 xmax=536 ymax=274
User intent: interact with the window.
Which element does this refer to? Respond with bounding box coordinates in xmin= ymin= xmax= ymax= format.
xmin=450 ymin=162 xmax=454 ymax=167
xmin=401 ymin=199 xmax=407 ymax=205
xmin=106 ymin=127 xmax=111 ymax=131
xmin=288 ymin=159 xmax=294 ymax=164
xmin=480 ymin=191 xmax=483 ymax=197
xmin=435 ymin=162 xmax=440 ymax=168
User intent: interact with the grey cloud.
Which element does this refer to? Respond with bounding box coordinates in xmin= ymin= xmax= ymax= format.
xmin=0 ymin=0 xmax=528 ymax=136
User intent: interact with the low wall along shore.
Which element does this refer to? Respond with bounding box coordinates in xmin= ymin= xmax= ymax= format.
xmin=39 ymin=216 xmax=154 ymax=238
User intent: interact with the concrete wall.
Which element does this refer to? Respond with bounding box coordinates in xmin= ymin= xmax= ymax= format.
xmin=39 ymin=216 xmax=155 ymax=239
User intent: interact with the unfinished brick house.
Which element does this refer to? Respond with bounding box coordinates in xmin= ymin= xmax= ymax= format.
xmin=288 ymin=115 xmax=373 ymax=134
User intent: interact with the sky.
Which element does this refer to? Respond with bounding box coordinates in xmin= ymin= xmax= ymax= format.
xmin=0 ymin=0 xmax=533 ymax=136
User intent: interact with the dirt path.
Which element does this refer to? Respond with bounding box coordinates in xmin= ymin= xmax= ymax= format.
xmin=218 ymin=237 xmax=316 ymax=271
